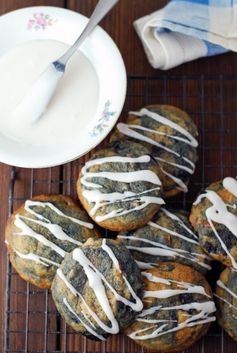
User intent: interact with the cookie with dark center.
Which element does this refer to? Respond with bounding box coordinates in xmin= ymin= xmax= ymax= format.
xmin=51 ymin=238 xmax=143 ymax=340
xmin=110 ymin=105 xmax=198 ymax=197
xmin=125 ymin=263 xmax=216 ymax=352
xmin=190 ymin=177 xmax=237 ymax=268
xmin=77 ymin=139 xmax=164 ymax=231
xmin=5 ymin=194 xmax=98 ymax=288
xmin=117 ymin=207 xmax=211 ymax=274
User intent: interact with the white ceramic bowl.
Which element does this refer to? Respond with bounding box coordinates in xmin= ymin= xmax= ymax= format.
xmin=0 ymin=6 xmax=127 ymax=168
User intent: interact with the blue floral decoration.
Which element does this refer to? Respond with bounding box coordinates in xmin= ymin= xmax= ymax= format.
xmin=89 ymin=101 xmax=116 ymax=137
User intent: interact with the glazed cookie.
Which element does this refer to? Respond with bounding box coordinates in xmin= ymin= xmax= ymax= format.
xmin=5 ymin=195 xmax=98 ymax=288
xmin=110 ymin=105 xmax=198 ymax=197
xmin=118 ymin=207 xmax=211 ymax=274
xmin=215 ymin=267 xmax=237 ymax=340
xmin=77 ymin=139 xmax=164 ymax=231
xmin=51 ymin=238 xmax=143 ymax=340
xmin=125 ymin=263 xmax=216 ymax=352
xmin=190 ymin=176 xmax=237 ymax=269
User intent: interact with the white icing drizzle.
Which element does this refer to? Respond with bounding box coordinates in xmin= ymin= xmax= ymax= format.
xmin=56 ymin=240 xmax=143 ymax=338
xmin=117 ymin=123 xmax=182 ymax=158
xmin=18 ymin=215 xmax=82 ymax=246
xmin=183 ymin=156 xmax=195 ymax=168
xmin=116 ymin=107 xmax=198 ymax=192
xmin=101 ymin=239 xmax=143 ymax=306
xmin=14 ymin=214 xmax=66 ymax=258
xmin=138 ymin=304 xmax=163 ymax=317
xmin=81 ymin=308 xmax=96 ymax=329
xmin=59 ymin=269 xmax=113 ymax=339
xmin=118 ymin=235 xmax=210 ymax=270
xmin=129 ymin=272 xmax=216 ymax=341
xmin=80 ymin=155 xmax=164 ymax=222
xmin=223 ymin=177 xmax=237 ymax=197
xmin=142 ymin=272 xmax=210 ymax=298
xmin=73 ymin=243 xmax=143 ymax=311
xmin=214 ymin=293 xmax=237 ymax=312
xmin=193 ymin=191 xmax=237 ymax=236
xmin=12 ymin=198 xmax=94 ymax=263
xmin=161 ymin=208 xmax=199 ymax=239
xmin=126 ymin=241 xmax=182 ymax=257
xmin=117 ymin=123 xmax=195 ymax=165
xmin=15 ymin=249 xmax=60 ymax=267
xmin=25 ymin=200 xmax=94 ymax=229
xmin=148 ymin=220 xmax=198 ymax=245
xmin=142 ymin=272 xmax=173 ymax=285
xmin=118 ymin=208 xmax=210 ymax=270
xmin=101 ymin=238 xmax=121 ymax=272
xmin=84 ymin=188 xmax=164 ymax=222
xmin=160 ymin=167 xmax=188 ymax=193
xmin=217 ymin=279 xmax=237 ymax=300
xmin=57 ymin=268 xmax=78 ymax=296
xmin=63 ymin=298 xmax=105 ymax=341
xmin=135 ymin=260 xmax=157 ymax=270
xmin=57 ymin=268 xmax=119 ymax=334
xmin=82 ymin=170 xmax=160 ymax=189
xmin=129 ymin=301 xmax=216 ymax=341
xmin=72 ymin=254 xmax=120 ymax=334
xmin=143 ymin=287 xmax=208 ymax=300
xmin=82 ymin=154 xmax=151 ymax=170
xmin=193 ymin=177 xmax=237 ymax=269
xmin=136 ymin=318 xmax=176 ymax=324
xmin=156 ymin=157 xmax=194 ymax=174
xmin=129 ymin=109 xmax=198 ymax=147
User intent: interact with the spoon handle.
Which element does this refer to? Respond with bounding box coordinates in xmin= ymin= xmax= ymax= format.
xmin=56 ymin=0 xmax=119 ymax=67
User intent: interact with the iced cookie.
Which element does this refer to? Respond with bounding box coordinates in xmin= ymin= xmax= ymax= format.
xmin=125 ymin=263 xmax=216 ymax=352
xmin=77 ymin=140 xmax=164 ymax=231
xmin=118 ymin=208 xmax=211 ymax=274
xmin=110 ymin=105 xmax=198 ymax=197
xmin=51 ymin=238 xmax=143 ymax=340
xmin=5 ymin=194 xmax=97 ymax=288
xmin=190 ymin=177 xmax=237 ymax=269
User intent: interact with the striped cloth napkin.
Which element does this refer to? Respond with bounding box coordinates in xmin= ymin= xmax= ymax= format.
xmin=134 ymin=0 xmax=237 ymax=70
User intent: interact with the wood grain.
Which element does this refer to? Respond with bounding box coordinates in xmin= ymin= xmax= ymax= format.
xmin=0 ymin=0 xmax=65 ymax=14
xmin=0 ymin=1 xmax=237 ymax=353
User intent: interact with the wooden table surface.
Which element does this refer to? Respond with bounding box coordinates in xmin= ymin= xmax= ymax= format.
xmin=1 ymin=1 xmax=237 ymax=353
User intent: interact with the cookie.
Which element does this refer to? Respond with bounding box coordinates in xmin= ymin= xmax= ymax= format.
xmin=190 ymin=177 xmax=237 ymax=269
xmin=77 ymin=139 xmax=164 ymax=231
xmin=215 ymin=267 xmax=237 ymax=341
xmin=118 ymin=207 xmax=211 ymax=274
xmin=5 ymin=194 xmax=98 ymax=288
xmin=51 ymin=238 xmax=143 ymax=340
xmin=125 ymin=263 xmax=216 ymax=352
xmin=110 ymin=105 xmax=198 ymax=197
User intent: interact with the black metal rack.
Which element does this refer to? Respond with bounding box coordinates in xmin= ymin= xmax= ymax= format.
xmin=4 ymin=74 xmax=237 ymax=353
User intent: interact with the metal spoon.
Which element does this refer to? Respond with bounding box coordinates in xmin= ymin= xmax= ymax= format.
xmin=13 ymin=0 xmax=119 ymax=124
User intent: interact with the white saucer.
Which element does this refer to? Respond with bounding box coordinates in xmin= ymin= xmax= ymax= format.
xmin=0 ymin=6 xmax=127 ymax=168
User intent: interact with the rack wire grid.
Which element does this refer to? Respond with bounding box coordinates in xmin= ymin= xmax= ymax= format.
xmin=4 ymin=74 xmax=237 ymax=353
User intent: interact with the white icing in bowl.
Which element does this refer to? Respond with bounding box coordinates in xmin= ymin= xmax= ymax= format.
xmin=0 ymin=6 xmax=127 ymax=167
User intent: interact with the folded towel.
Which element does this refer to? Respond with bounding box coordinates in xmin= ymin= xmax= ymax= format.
xmin=134 ymin=0 xmax=237 ymax=70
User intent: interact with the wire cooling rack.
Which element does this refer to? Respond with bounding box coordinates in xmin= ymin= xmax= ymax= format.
xmin=4 ymin=74 xmax=237 ymax=353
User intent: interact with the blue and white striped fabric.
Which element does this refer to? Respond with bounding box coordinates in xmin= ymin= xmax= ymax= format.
xmin=134 ymin=0 xmax=237 ymax=70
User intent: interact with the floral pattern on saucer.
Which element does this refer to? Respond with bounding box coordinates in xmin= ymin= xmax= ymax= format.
xmin=90 ymin=101 xmax=116 ymax=137
xmin=27 ymin=13 xmax=57 ymax=31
